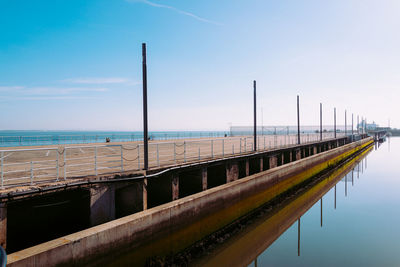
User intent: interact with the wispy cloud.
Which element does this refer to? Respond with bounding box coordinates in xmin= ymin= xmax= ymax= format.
xmin=0 ymin=96 xmax=97 ymax=101
xmin=0 ymin=86 xmax=108 ymax=95
xmin=63 ymin=77 xmax=139 ymax=85
xmin=126 ymin=0 xmax=222 ymax=25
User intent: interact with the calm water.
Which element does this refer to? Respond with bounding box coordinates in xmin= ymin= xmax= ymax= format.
xmin=197 ymin=138 xmax=399 ymax=266
xmin=0 ymin=130 xmax=229 ymax=147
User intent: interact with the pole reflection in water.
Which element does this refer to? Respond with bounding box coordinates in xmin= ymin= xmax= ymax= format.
xmin=352 ymin=170 xmax=354 ymax=186
xmin=298 ymin=218 xmax=301 ymax=257
xmin=345 ymin=173 xmax=347 ymax=197
xmin=320 ymin=198 xmax=323 ymax=227
xmin=334 ymin=185 xmax=336 ymax=209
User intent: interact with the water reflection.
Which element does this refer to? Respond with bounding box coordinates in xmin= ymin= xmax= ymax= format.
xmin=194 ymin=145 xmax=373 ymax=267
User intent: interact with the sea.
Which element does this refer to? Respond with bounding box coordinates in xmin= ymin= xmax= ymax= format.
xmin=0 ymin=130 xmax=230 ymax=147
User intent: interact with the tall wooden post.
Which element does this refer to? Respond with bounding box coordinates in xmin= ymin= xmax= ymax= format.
xmin=142 ymin=43 xmax=149 ymax=170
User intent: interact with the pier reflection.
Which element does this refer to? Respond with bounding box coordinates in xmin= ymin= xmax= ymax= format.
xmin=194 ymin=146 xmax=372 ymax=267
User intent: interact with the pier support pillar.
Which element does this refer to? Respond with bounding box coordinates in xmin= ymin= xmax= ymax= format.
xmin=296 ymin=150 xmax=301 ymax=161
xmin=90 ymin=185 xmax=115 ymax=226
xmin=246 ymin=159 xmax=250 ymax=176
xmin=289 ymin=151 xmax=292 ymax=162
xmin=142 ymin=178 xmax=148 ymax=210
xmin=260 ymin=158 xmax=264 ymax=172
xmin=0 ymin=202 xmax=6 ymax=249
xmin=226 ymin=161 xmax=239 ymax=182
xmin=281 ymin=153 xmax=285 ymax=165
xmin=328 ymin=143 xmax=331 ymax=150
xmin=172 ymin=173 xmax=179 ymax=201
xmin=313 ymin=146 xmax=318 ymax=155
xmin=202 ymin=167 xmax=207 ymax=191
xmin=269 ymin=156 xmax=277 ymax=169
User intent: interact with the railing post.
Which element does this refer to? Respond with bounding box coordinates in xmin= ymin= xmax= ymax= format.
xmin=244 ymin=138 xmax=247 ymax=152
xmin=222 ymin=139 xmax=224 ymax=157
xmin=64 ymin=149 xmax=67 ymax=180
xmin=138 ymin=145 xmax=141 ymax=169
xmin=240 ymin=138 xmax=242 ymax=154
xmin=264 ymin=136 xmax=266 ymax=150
xmin=95 ymin=146 xmax=98 ymax=175
xmin=211 ymin=140 xmax=214 ymax=158
xmin=232 ymin=144 xmax=234 ymax=155
xmin=120 ymin=145 xmax=124 ymax=172
xmin=184 ymin=141 xmax=186 ymax=163
xmin=198 ymin=147 xmax=201 ymax=160
xmin=157 ymin=144 xmax=160 ymax=167
xmin=1 ymin=151 xmax=3 ymax=188
xmin=174 ymin=142 xmax=176 ymax=164
xmin=30 ymin=161 xmax=33 ymax=185
xmin=56 ymin=151 xmax=59 ymax=181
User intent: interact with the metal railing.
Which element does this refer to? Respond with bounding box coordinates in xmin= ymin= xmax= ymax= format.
xmin=0 ymin=133 xmax=346 ymax=188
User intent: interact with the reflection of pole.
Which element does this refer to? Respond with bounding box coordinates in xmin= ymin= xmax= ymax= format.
xmin=357 ymin=163 xmax=360 ymax=178
xmin=334 ymin=185 xmax=336 ymax=209
xmin=345 ymin=174 xmax=347 ymax=196
xmin=352 ymin=170 xmax=354 ymax=186
xmin=362 ymin=159 xmax=364 ymax=173
xmin=320 ymin=198 xmax=323 ymax=227
xmin=298 ymin=218 xmax=301 ymax=257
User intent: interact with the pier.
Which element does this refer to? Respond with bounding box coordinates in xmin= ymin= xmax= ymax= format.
xmin=1 ymin=133 xmax=372 ymax=266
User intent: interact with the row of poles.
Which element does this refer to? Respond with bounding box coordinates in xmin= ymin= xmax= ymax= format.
xmin=142 ymin=43 xmax=369 ymax=170
xmin=254 ymin=83 xmax=368 ymax=150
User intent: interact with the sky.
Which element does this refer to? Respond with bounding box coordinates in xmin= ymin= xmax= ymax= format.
xmin=0 ymin=0 xmax=399 ymax=131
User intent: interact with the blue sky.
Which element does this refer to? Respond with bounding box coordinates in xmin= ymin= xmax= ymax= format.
xmin=0 ymin=0 xmax=399 ymax=130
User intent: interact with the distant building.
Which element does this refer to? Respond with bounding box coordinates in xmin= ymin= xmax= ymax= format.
xmin=357 ymin=120 xmax=378 ymax=131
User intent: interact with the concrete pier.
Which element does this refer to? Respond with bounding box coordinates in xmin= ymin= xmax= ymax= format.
xmin=1 ymin=136 xmax=369 ymax=259
xmin=7 ymin=137 xmax=373 ymax=266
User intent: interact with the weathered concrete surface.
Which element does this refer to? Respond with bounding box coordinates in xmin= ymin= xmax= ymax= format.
xmin=90 ymin=185 xmax=115 ymax=226
xmin=202 ymin=168 xmax=207 ymax=190
xmin=7 ymin=138 xmax=373 ymax=267
xmin=226 ymin=162 xmax=239 ymax=182
xmin=172 ymin=174 xmax=179 ymax=201
xmin=0 ymin=202 xmax=6 ymax=249
xmin=269 ymin=156 xmax=277 ymax=169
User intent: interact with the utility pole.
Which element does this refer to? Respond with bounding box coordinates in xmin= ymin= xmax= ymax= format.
xmin=334 ymin=107 xmax=336 ymax=139
xmin=253 ymin=80 xmax=257 ymax=151
xmin=297 ymin=95 xmax=300 ymax=144
xmin=320 ymin=103 xmax=322 ymax=141
xmin=142 ymin=43 xmax=149 ymax=170
xmin=345 ymin=110 xmax=347 ymax=136
xmin=352 ymin=113 xmax=354 ymax=138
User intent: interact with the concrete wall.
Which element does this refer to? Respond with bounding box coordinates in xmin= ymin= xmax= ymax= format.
xmin=7 ymin=138 xmax=373 ymax=266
